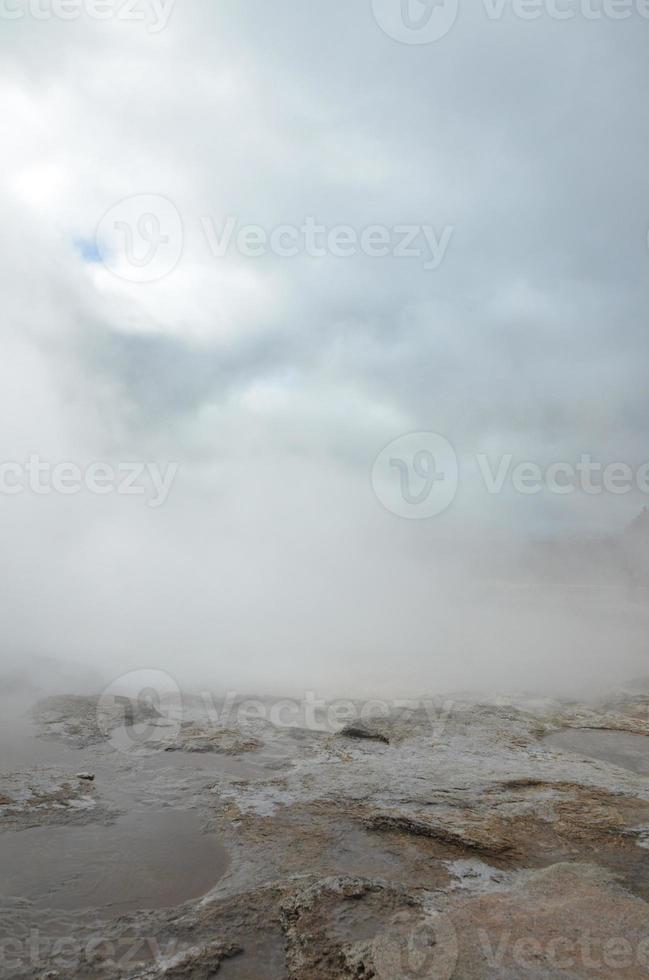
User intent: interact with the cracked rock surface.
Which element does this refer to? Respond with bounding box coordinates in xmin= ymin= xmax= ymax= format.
xmin=3 ymin=685 xmax=649 ymax=977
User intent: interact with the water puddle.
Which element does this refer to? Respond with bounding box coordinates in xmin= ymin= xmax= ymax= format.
xmin=0 ymin=809 xmax=228 ymax=915
xmin=0 ymin=700 xmax=83 ymax=773
xmin=545 ymin=728 xmax=649 ymax=775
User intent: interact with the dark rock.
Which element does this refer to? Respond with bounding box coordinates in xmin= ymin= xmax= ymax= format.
xmin=338 ymin=723 xmax=390 ymax=745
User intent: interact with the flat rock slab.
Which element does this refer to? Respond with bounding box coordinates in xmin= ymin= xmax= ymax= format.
xmin=447 ymin=863 xmax=649 ymax=979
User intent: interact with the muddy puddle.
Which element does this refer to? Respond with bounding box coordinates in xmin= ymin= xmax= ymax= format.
xmin=545 ymin=728 xmax=649 ymax=775
xmin=0 ymin=695 xmax=232 ymax=919
xmin=0 ymin=808 xmax=228 ymax=915
xmin=0 ymin=700 xmax=81 ymax=772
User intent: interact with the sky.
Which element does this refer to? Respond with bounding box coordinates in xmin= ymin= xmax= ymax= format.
xmin=1 ymin=1 xmax=649 ymax=696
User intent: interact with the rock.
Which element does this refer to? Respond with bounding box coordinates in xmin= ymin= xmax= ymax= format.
xmin=10 ymin=684 xmax=649 ymax=978
xmin=75 ymin=773 xmax=95 ymax=782
xmin=448 ymin=863 xmax=649 ymax=978
xmin=365 ymin=812 xmax=516 ymax=857
xmin=338 ymin=723 xmax=391 ymax=745
xmin=164 ymin=725 xmax=261 ymax=755
xmin=33 ymin=694 xmax=163 ymax=748
xmin=280 ymin=876 xmax=424 ymax=980
xmin=557 ymin=709 xmax=649 ymax=737
xmin=133 ymin=942 xmax=242 ymax=978
xmin=0 ymin=770 xmax=109 ymax=830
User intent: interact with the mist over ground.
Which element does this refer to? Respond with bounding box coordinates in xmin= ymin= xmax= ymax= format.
xmin=2 ymin=513 xmax=647 ymax=700
xmin=2 ymin=2 xmax=649 ymax=702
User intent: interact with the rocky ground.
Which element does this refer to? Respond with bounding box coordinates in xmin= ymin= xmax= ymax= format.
xmin=3 ymin=684 xmax=649 ymax=978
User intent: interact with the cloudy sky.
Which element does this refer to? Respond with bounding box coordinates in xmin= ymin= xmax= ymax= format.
xmin=2 ymin=1 xmax=649 ymax=695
